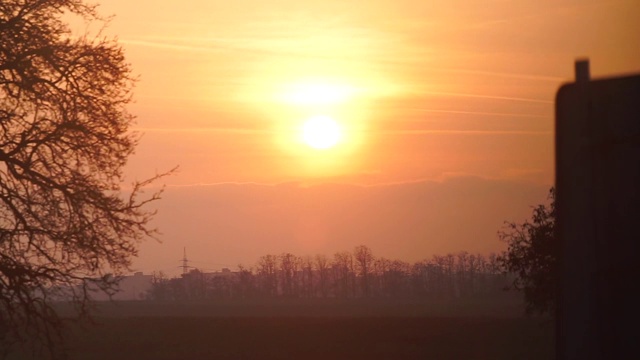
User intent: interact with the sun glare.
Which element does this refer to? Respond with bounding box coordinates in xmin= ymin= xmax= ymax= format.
xmin=266 ymin=76 xmax=372 ymax=174
xmin=301 ymin=115 xmax=342 ymax=149
xmin=281 ymin=81 xmax=356 ymax=105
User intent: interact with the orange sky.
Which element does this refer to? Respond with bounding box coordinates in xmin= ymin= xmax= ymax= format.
xmin=82 ymin=0 xmax=640 ymax=274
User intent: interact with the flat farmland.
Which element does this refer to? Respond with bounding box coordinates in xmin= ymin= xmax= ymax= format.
xmin=13 ymin=298 xmax=554 ymax=359
xmin=66 ymin=316 xmax=553 ymax=360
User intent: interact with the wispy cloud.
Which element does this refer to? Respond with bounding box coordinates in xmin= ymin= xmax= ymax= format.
xmin=120 ymin=39 xmax=225 ymax=53
xmin=429 ymin=67 xmax=564 ymax=82
xmin=418 ymin=91 xmax=553 ymax=104
xmin=131 ymin=127 xmax=273 ymax=134
xmin=395 ymin=108 xmax=547 ymax=118
xmin=121 ymin=37 xmax=564 ymax=85
xmin=379 ymin=129 xmax=551 ymax=135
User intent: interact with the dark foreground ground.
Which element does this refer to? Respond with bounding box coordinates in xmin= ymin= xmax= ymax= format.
xmin=12 ymin=298 xmax=554 ymax=359
xmin=66 ymin=316 xmax=552 ymax=360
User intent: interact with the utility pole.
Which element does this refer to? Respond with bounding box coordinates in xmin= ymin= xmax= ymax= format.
xmin=180 ymin=247 xmax=189 ymax=275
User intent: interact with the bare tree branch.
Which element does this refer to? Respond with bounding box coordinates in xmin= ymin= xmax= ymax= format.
xmin=1 ymin=1 xmax=173 ymax=358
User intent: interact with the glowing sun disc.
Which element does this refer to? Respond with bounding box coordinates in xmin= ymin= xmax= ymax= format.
xmin=302 ymin=115 xmax=342 ymax=149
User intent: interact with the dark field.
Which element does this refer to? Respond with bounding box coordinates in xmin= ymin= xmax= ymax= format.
xmin=15 ymin=298 xmax=554 ymax=359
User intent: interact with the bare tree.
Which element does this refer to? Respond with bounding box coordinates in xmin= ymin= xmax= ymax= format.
xmin=374 ymin=257 xmax=391 ymax=297
xmin=182 ymin=269 xmax=206 ymax=301
xmin=0 ymin=1 xmax=170 ymax=357
xmin=386 ymin=260 xmax=411 ymax=297
xmin=256 ymin=255 xmax=278 ymax=297
xmin=300 ymin=256 xmax=314 ymax=298
xmin=147 ymin=272 xmax=171 ymax=301
xmin=444 ymin=254 xmax=456 ymax=297
xmin=410 ymin=260 xmax=430 ymax=297
xmin=314 ymin=254 xmax=330 ymax=298
xmin=353 ymin=245 xmax=374 ymax=297
xmin=332 ymin=251 xmax=355 ymax=298
xmin=456 ymin=251 xmax=469 ymax=297
xmin=234 ymin=265 xmax=256 ymax=299
xmin=430 ymin=255 xmax=450 ymax=298
xmin=467 ymin=253 xmax=479 ymax=295
xmin=279 ymin=253 xmax=298 ymax=298
xmin=473 ymin=254 xmax=487 ymax=294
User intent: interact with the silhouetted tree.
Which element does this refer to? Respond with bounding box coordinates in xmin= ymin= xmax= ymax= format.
xmin=409 ymin=260 xmax=428 ymax=296
xmin=386 ymin=260 xmax=411 ymax=297
xmin=456 ymin=251 xmax=481 ymax=296
xmin=314 ymin=254 xmax=330 ymax=297
xmin=279 ymin=253 xmax=298 ymax=297
xmin=332 ymin=252 xmax=355 ymax=298
xmin=467 ymin=253 xmax=480 ymax=294
xmin=0 ymin=1 xmax=170 ymax=357
xmin=145 ymin=250 xmax=514 ymax=304
xmin=234 ymin=265 xmax=257 ymax=299
xmin=498 ymin=188 xmax=556 ymax=315
xmin=456 ymin=251 xmax=470 ymax=296
xmin=485 ymin=253 xmax=505 ymax=293
xmin=148 ymin=272 xmax=171 ymax=301
xmin=182 ymin=269 xmax=207 ymax=300
xmin=257 ymin=255 xmax=278 ymax=297
xmin=373 ymin=257 xmax=391 ymax=296
xmin=353 ymin=245 xmax=374 ymax=297
xmin=300 ymin=256 xmax=314 ymax=298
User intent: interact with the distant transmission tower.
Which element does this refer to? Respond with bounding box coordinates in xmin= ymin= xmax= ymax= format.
xmin=180 ymin=247 xmax=190 ymax=275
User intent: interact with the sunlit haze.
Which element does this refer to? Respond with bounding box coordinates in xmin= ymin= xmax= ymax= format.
xmin=82 ymin=0 xmax=640 ymax=275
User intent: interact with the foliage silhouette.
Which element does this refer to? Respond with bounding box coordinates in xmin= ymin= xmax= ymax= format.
xmin=498 ymin=188 xmax=556 ymax=315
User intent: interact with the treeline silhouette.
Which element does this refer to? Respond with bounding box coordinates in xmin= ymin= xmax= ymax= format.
xmin=147 ymin=246 xmax=511 ymax=301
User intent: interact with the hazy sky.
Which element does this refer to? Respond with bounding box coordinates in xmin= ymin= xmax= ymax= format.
xmin=82 ymin=0 xmax=639 ymax=274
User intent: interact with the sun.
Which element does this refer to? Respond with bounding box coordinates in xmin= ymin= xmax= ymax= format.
xmin=301 ymin=115 xmax=342 ymax=149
